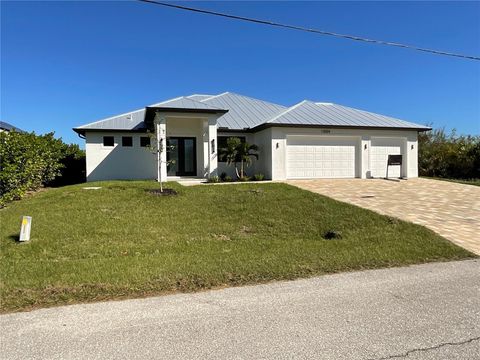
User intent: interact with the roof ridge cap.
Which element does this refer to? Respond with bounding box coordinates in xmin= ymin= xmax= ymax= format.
xmin=199 ymin=92 xmax=229 ymax=102
xmin=224 ymin=92 xmax=287 ymax=108
xmin=189 ymin=93 xmax=214 ymax=97
xmin=265 ymin=100 xmax=308 ymax=124
xmin=150 ymin=96 xmax=225 ymax=110
xmin=149 ymin=96 xmax=185 ymax=107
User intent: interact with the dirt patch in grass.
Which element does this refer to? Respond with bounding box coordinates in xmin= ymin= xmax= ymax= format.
xmin=147 ymin=188 xmax=178 ymax=196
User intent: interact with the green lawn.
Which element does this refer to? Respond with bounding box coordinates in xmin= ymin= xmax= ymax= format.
xmin=0 ymin=181 xmax=474 ymax=313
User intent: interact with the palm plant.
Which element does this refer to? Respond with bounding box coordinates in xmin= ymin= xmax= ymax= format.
xmin=220 ymin=137 xmax=259 ymax=179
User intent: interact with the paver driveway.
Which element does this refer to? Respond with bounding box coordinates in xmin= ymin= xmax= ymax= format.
xmin=288 ymin=178 xmax=480 ymax=255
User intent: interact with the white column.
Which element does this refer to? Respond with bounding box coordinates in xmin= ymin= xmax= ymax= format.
xmin=203 ymin=119 xmax=209 ymax=178
xmin=405 ymin=133 xmax=418 ymax=178
xmin=360 ymin=135 xmax=371 ymax=178
xmin=154 ymin=113 xmax=167 ymax=182
xmin=208 ymin=116 xmax=218 ymax=177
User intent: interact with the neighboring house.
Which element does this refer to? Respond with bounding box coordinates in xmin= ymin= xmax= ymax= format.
xmin=0 ymin=121 xmax=23 ymax=133
xmin=73 ymin=92 xmax=430 ymax=182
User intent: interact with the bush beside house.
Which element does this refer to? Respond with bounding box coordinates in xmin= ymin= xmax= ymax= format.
xmin=0 ymin=131 xmax=85 ymax=206
xmin=419 ymin=128 xmax=480 ymax=180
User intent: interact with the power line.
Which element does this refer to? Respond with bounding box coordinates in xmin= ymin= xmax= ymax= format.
xmin=136 ymin=0 xmax=480 ymax=61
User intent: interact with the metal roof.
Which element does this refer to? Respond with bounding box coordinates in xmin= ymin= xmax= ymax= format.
xmin=74 ymin=97 xmax=225 ymax=134
xmin=149 ymin=96 xmax=225 ymax=111
xmin=74 ymin=92 xmax=429 ymax=134
xmin=0 ymin=121 xmax=23 ymax=132
xmin=259 ymin=101 xmax=428 ymax=130
xmin=74 ymin=109 xmax=148 ymax=132
xmin=186 ymin=94 xmax=215 ymax=101
xmin=199 ymin=92 xmax=287 ymax=129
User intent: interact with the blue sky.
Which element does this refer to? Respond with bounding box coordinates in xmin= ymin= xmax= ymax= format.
xmin=2 ymin=1 xmax=479 ymax=146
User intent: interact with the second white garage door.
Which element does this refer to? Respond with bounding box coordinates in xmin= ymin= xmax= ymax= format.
xmin=370 ymin=137 xmax=404 ymax=178
xmin=287 ymin=136 xmax=357 ymax=179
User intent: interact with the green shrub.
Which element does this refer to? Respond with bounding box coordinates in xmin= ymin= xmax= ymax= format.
xmin=253 ymin=173 xmax=265 ymax=181
xmin=0 ymin=131 xmax=85 ymax=206
xmin=208 ymin=176 xmax=220 ymax=183
xmin=224 ymin=176 xmax=233 ymax=182
xmin=419 ymin=128 xmax=480 ymax=179
xmin=238 ymin=176 xmax=250 ymax=182
xmin=220 ymin=172 xmax=227 ymax=181
xmin=47 ymin=143 xmax=86 ymax=187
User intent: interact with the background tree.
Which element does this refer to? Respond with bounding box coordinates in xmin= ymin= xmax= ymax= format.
xmin=418 ymin=127 xmax=479 ymax=179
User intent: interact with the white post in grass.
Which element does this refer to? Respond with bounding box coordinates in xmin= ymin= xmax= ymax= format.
xmin=154 ymin=113 xmax=167 ymax=191
xmin=19 ymin=216 xmax=32 ymax=242
xmin=156 ymin=120 xmax=161 ymax=184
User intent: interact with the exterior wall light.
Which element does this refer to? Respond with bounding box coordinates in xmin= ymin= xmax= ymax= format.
xmin=276 ymin=142 xmax=280 ymax=149
xmin=364 ymin=144 xmax=368 ymax=150
xmin=211 ymin=139 xmax=215 ymax=154
xmin=411 ymin=144 xmax=414 ymax=150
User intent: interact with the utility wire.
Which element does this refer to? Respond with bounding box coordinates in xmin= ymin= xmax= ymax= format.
xmin=137 ymin=0 xmax=480 ymax=61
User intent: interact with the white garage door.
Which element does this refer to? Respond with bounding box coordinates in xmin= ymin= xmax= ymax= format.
xmin=370 ymin=137 xmax=404 ymax=178
xmin=287 ymin=136 xmax=357 ymax=179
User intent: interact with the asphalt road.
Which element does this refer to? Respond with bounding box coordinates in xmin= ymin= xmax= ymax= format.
xmin=1 ymin=260 xmax=479 ymax=360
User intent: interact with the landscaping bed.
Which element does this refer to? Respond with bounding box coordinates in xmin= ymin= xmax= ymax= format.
xmin=0 ymin=181 xmax=474 ymax=313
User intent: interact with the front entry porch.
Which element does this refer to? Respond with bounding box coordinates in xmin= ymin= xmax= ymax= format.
xmin=151 ymin=111 xmax=223 ymax=182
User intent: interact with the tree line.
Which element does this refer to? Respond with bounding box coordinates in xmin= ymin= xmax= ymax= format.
xmin=418 ymin=128 xmax=479 ymax=179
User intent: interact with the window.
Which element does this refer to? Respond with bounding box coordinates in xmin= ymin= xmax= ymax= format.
xmin=103 ymin=136 xmax=114 ymax=147
xmin=140 ymin=136 xmax=151 ymax=147
xmin=218 ymin=136 xmax=246 ymax=162
xmin=122 ymin=136 xmax=133 ymax=147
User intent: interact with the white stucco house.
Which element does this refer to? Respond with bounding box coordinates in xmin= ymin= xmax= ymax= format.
xmin=73 ymin=92 xmax=430 ymax=182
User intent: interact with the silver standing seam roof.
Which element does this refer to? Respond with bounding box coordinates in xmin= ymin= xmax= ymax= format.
xmin=196 ymin=92 xmax=287 ymax=129
xmin=264 ymin=101 xmax=427 ymax=130
xmin=73 ymin=92 xmax=429 ymax=134
xmin=0 ymin=121 xmax=23 ymax=132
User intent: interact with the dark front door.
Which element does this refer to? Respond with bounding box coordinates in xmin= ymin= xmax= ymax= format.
xmin=167 ymin=137 xmax=197 ymax=176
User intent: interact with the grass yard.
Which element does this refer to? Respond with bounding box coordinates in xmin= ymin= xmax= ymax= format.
xmin=0 ymin=181 xmax=474 ymax=313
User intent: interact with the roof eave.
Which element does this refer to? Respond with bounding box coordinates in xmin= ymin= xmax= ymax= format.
xmin=145 ymin=106 xmax=228 ymax=114
xmin=250 ymin=123 xmax=432 ymax=132
xmin=72 ymin=127 xmax=150 ymax=136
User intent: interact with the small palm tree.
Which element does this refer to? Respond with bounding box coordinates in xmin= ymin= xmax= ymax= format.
xmin=220 ymin=137 xmax=259 ymax=179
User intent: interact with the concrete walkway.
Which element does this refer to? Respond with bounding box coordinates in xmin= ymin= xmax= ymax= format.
xmin=1 ymin=260 xmax=479 ymax=359
xmin=288 ymin=178 xmax=480 ymax=255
